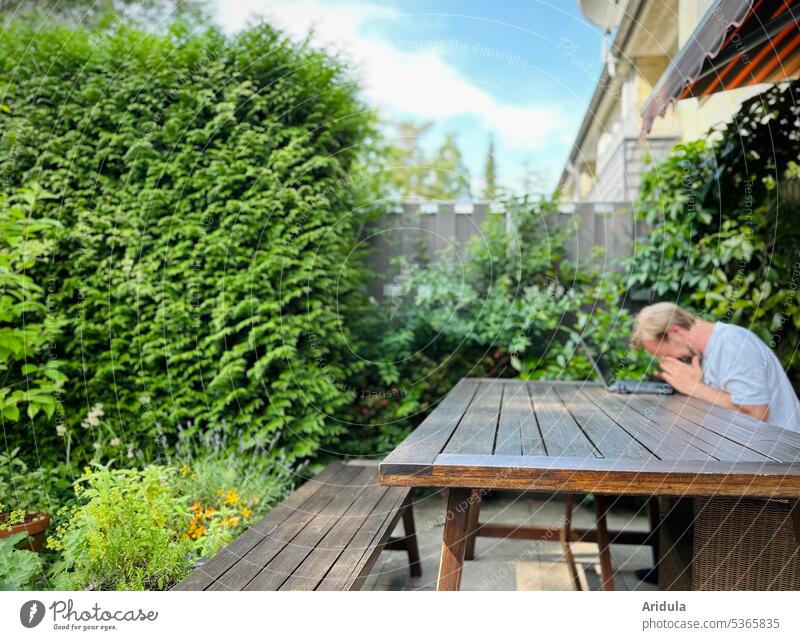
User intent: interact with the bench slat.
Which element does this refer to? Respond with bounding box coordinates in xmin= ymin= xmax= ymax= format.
xmin=242 ymin=464 xmax=383 ymax=590
xmin=173 ymin=461 xmax=353 ymax=591
xmin=336 ymin=488 xmax=411 ymax=591
xmin=279 ymin=480 xmax=401 ymax=590
xmin=206 ymin=462 xmax=367 ymax=590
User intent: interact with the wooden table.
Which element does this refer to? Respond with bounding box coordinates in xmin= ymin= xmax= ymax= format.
xmin=379 ymin=379 xmax=800 ymax=590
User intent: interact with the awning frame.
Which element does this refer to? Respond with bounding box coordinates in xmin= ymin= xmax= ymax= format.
xmin=640 ymin=0 xmax=755 ymax=135
xmin=690 ymin=5 xmax=800 ymax=87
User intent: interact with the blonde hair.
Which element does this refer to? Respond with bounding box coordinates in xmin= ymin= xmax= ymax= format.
xmin=631 ymin=302 xmax=696 ymax=347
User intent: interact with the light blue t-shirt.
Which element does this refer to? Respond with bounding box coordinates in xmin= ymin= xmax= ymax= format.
xmin=702 ymin=322 xmax=800 ymax=432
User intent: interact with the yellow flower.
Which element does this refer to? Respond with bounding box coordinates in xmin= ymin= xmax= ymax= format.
xmin=241 ymin=507 xmax=253 ymax=518
xmin=186 ymin=519 xmax=207 ymax=539
xmin=224 ymin=490 xmax=239 ymax=505
xmin=179 ymin=464 xmax=190 ymax=476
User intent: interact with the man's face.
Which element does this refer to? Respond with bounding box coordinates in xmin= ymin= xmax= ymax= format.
xmin=640 ymin=327 xmax=698 ymax=363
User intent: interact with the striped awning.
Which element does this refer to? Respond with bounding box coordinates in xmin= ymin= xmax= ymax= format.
xmin=641 ymin=0 xmax=800 ymax=135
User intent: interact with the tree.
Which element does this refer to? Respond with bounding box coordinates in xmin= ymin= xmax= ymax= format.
xmin=379 ymin=121 xmax=434 ymax=199
xmin=429 ymin=133 xmax=471 ymax=200
xmin=0 ymin=0 xmax=208 ymax=25
xmin=483 ymin=134 xmax=497 ymax=200
xmin=378 ymin=121 xmax=471 ymax=200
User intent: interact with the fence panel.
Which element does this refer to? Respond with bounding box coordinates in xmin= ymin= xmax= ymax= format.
xmin=366 ymin=202 xmax=636 ymax=301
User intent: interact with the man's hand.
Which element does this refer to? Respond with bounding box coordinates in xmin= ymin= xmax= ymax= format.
xmin=656 ymin=355 xmax=770 ymax=422
xmin=654 ymin=355 xmax=705 ymax=396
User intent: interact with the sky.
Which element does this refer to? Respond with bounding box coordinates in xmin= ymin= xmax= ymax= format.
xmin=210 ymin=0 xmax=605 ymax=197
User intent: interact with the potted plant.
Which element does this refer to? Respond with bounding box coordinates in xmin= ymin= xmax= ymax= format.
xmin=0 ymin=509 xmax=51 ymax=552
xmin=0 ymin=448 xmax=56 ymax=552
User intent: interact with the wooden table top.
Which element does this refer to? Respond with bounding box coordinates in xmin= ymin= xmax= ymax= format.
xmin=379 ymin=379 xmax=800 ymax=498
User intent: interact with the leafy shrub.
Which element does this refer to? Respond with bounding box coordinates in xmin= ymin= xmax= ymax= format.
xmin=624 ymin=80 xmax=800 ymax=383
xmin=47 ymin=466 xmax=194 ymax=590
xmin=0 ymin=20 xmax=375 ymax=467
xmin=0 ymin=447 xmax=75 ymax=515
xmin=0 ymin=189 xmax=66 ymax=428
xmin=623 ymin=140 xmax=715 ymax=299
xmin=0 ymin=532 xmax=44 ymax=590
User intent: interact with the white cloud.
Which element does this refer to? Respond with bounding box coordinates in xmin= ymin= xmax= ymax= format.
xmin=211 ymin=0 xmax=568 ymax=150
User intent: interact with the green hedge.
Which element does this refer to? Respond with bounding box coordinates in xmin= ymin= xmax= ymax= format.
xmin=0 ymin=20 xmax=374 ymax=466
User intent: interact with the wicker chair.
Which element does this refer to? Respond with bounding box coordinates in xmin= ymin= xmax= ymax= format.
xmin=659 ymin=496 xmax=800 ymax=590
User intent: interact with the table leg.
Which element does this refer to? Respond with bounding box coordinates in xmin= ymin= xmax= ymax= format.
xmin=437 ymin=487 xmax=472 ymax=591
xmin=594 ymin=494 xmax=615 ymax=591
xmin=647 ymin=496 xmax=660 ymax=565
xmin=401 ymin=497 xmax=422 ymax=577
xmin=560 ymin=494 xmax=582 ymax=590
xmin=464 ymin=489 xmax=482 ymax=561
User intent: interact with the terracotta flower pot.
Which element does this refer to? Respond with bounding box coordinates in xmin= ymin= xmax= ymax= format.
xmin=0 ymin=512 xmax=51 ymax=552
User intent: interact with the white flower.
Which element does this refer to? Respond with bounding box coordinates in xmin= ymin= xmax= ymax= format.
xmin=56 ymin=424 xmax=67 ymax=437
xmin=110 ymin=437 xmax=121 ymax=446
xmin=92 ymin=442 xmax=101 ymax=450
xmin=81 ymin=403 xmax=105 ymax=429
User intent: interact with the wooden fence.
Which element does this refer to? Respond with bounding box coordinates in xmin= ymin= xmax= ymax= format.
xmin=366 ymin=201 xmax=640 ymax=301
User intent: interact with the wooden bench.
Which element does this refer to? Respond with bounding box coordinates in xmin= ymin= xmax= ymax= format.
xmin=173 ymin=460 xmax=421 ymax=590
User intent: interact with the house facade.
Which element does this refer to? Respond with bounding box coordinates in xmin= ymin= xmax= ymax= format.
xmin=559 ymin=0 xmax=766 ymax=204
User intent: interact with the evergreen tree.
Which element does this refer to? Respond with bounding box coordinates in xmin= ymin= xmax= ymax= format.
xmin=484 ymin=134 xmax=497 ymax=200
xmin=429 ymin=133 xmax=471 ymax=200
xmin=379 ymin=121 xmax=471 ymax=200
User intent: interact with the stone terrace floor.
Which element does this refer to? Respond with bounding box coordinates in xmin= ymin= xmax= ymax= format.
xmin=365 ymin=491 xmax=659 ymax=591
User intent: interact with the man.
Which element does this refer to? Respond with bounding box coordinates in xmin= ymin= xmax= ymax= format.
xmin=630 ymin=302 xmax=800 ymax=586
xmin=631 ymin=302 xmax=800 ymax=432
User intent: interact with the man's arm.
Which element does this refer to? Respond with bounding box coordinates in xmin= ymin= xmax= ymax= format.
xmin=655 ymin=356 xmax=771 ymax=422
xmin=691 ymin=383 xmax=770 ymax=421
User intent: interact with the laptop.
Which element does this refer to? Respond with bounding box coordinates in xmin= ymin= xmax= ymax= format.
xmin=578 ymin=336 xmax=674 ymax=395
